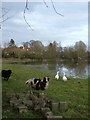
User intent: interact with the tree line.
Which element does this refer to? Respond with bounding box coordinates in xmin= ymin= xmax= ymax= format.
xmin=2 ymin=39 xmax=88 ymax=62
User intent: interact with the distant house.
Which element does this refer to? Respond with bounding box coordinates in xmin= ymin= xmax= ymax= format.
xmin=20 ymin=46 xmax=31 ymax=52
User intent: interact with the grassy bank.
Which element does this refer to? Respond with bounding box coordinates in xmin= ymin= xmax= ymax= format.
xmin=2 ymin=61 xmax=89 ymax=119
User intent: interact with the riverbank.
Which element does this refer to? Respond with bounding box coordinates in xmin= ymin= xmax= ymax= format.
xmin=2 ymin=62 xmax=89 ymax=119
xmin=2 ymin=58 xmax=88 ymax=63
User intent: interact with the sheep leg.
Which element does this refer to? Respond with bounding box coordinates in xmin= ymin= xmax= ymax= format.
xmin=6 ymin=77 xmax=9 ymax=81
xmin=29 ymin=85 xmax=33 ymax=94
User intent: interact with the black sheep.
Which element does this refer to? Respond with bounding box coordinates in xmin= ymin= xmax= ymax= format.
xmin=1 ymin=70 xmax=12 ymax=81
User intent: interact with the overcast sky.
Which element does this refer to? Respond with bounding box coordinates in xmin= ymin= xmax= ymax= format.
xmin=2 ymin=2 xmax=88 ymax=48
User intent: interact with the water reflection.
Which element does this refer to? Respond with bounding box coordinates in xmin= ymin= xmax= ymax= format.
xmin=59 ymin=63 xmax=88 ymax=79
xmin=20 ymin=60 xmax=88 ymax=79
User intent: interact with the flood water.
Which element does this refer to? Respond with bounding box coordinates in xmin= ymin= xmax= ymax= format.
xmin=14 ymin=60 xmax=89 ymax=79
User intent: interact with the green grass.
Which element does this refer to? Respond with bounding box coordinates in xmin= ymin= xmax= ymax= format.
xmin=2 ymin=62 xmax=89 ymax=119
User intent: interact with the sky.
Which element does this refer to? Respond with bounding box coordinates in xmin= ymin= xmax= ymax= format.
xmin=2 ymin=2 xmax=88 ymax=48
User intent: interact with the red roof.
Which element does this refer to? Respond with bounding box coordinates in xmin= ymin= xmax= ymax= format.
xmin=20 ymin=47 xmax=31 ymax=52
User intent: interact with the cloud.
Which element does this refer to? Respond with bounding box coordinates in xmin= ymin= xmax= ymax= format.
xmin=2 ymin=2 xmax=88 ymax=48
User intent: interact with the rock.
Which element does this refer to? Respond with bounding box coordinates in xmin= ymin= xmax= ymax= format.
xmin=15 ymin=93 xmax=21 ymax=99
xmin=33 ymin=92 xmax=39 ymax=97
xmin=59 ymin=102 xmax=68 ymax=111
xmin=39 ymin=93 xmax=45 ymax=100
xmin=8 ymin=92 xmax=68 ymax=117
xmin=10 ymin=99 xmax=18 ymax=107
xmin=25 ymin=93 xmax=31 ymax=100
xmin=18 ymin=93 xmax=25 ymax=99
xmin=10 ymin=100 xmax=14 ymax=107
xmin=45 ymin=99 xmax=53 ymax=108
xmin=17 ymin=104 xmax=28 ymax=113
xmin=45 ymin=111 xmax=53 ymax=117
xmin=44 ymin=97 xmax=49 ymax=102
xmin=32 ymin=96 xmax=40 ymax=105
xmin=34 ymin=105 xmax=41 ymax=111
xmin=15 ymin=93 xmax=25 ymax=99
xmin=38 ymin=100 xmax=46 ymax=108
xmin=46 ymin=99 xmax=53 ymax=105
xmin=46 ymin=115 xmax=63 ymax=120
xmin=13 ymin=101 xmax=20 ymax=108
xmin=51 ymin=102 xmax=59 ymax=112
xmin=10 ymin=97 xmax=17 ymax=101
xmin=41 ymin=107 xmax=51 ymax=116
xmin=23 ymin=100 xmax=33 ymax=108
xmin=30 ymin=94 xmax=35 ymax=100
xmin=6 ymin=93 xmax=16 ymax=101
xmin=23 ymin=100 xmax=33 ymax=105
xmin=18 ymin=98 xmax=24 ymax=104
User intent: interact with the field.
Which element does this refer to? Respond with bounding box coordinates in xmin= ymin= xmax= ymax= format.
xmin=2 ymin=61 xmax=89 ymax=119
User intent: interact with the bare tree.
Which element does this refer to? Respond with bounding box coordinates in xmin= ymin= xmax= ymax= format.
xmin=23 ymin=0 xmax=34 ymax=31
xmin=0 ymin=7 xmax=10 ymax=25
xmin=0 ymin=1 xmax=64 ymax=30
xmin=0 ymin=7 xmax=15 ymax=29
xmin=43 ymin=0 xmax=48 ymax=8
xmin=23 ymin=0 xmax=64 ymax=30
xmin=50 ymin=0 xmax=64 ymax=17
xmin=23 ymin=41 xmax=31 ymax=48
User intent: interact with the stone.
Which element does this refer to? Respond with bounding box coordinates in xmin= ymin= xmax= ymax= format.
xmin=46 ymin=116 xmax=63 ymax=120
xmin=8 ymin=92 xmax=68 ymax=117
xmin=10 ymin=99 xmax=18 ymax=107
xmin=51 ymin=102 xmax=59 ymax=112
xmin=38 ymin=100 xmax=46 ymax=108
xmin=15 ymin=93 xmax=21 ymax=99
xmin=45 ymin=111 xmax=53 ymax=117
xmin=22 ymin=100 xmax=34 ymax=110
xmin=25 ymin=93 xmax=31 ymax=100
xmin=32 ymin=96 xmax=39 ymax=105
xmin=17 ymin=104 xmax=28 ymax=113
xmin=59 ymin=102 xmax=68 ymax=111
xmin=45 ymin=99 xmax=53 ymax=108
xmin=10 ymin=100 xmax=14 ymax=107
xmin=30 ymin=94 xmax=36 ymax=100
xmin=13 ymin=101 xmax=20 ymax=108
xmin=34 ymin=105 xmax=41 ymax=111
xmin=23 ymin=100 xmax=33 ymax=107
xmin=39 ymin=93 xmax=45 ymax=100
xmin=44 ymin=97 xmax=49 ymax=102
xmin=33 ymin=92 xmax=39 ymax=97
xmin=46 ymin=99 xmax=53 ymax=105
xmin=18 ymin=98 xmax=24 ymax=104
xmin=23 ymin=100 xmax=33 ymax=106
xmin=6 ymin=93 xmax=15 ymax=100
xmin=10 ymin=97 xmax=17 ymax=101
xmin=29 ymin=94 xmax=33 ymax=100
xmin=19 ymin=93 xmax=25 ymax=99
xmin=15 ymin=93 xmax=25 ymax=99
xmin=41 ymin=107 xmax=51 ymax=116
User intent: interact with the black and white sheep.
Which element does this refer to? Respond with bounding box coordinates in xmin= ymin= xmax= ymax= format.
xmin=25 ymin=77 xmax=49 ymax=93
